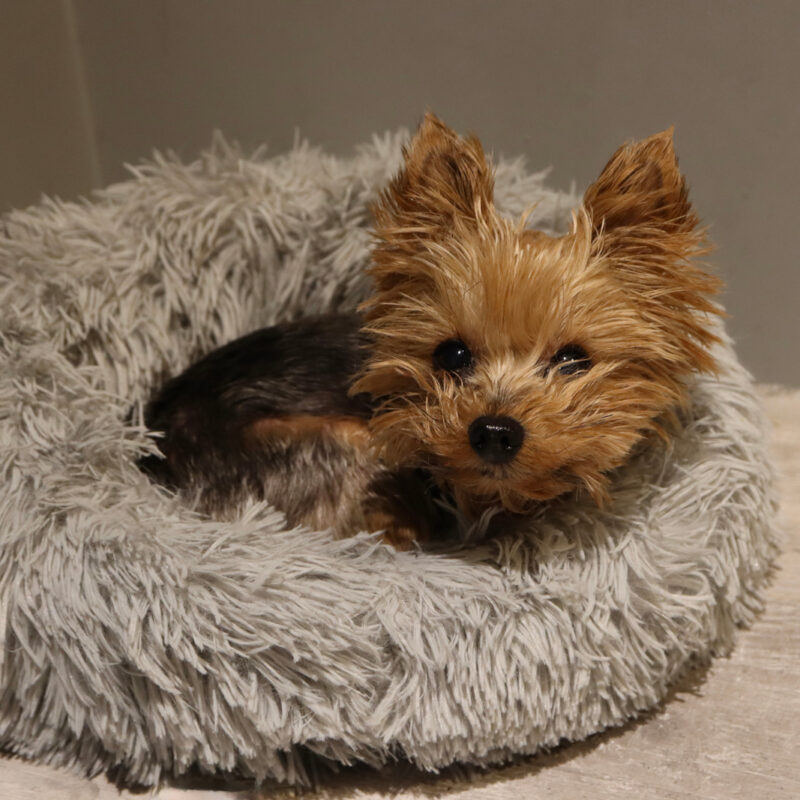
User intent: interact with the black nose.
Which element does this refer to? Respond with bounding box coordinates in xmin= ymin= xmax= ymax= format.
xmin=468 ymin=415 xmax=525 ymax=464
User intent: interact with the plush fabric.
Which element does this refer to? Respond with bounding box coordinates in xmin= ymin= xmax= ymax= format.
xmin=0 ymin=132 xmax=778 ymax=787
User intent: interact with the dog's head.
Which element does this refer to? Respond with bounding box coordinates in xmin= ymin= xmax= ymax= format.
xmin=352 ymin=113 xmax=722 ymax=515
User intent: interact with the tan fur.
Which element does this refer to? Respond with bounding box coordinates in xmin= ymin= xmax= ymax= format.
xmin=352 ymin=113 xmax=722 ymax=519
xmin=246 ymin=415 xmax=372 ymax=447
xmin=243 ymin=414 xmax=429 ymax=549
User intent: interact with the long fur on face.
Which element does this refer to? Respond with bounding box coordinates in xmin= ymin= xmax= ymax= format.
xmin=352 ymin=113 xmax=722 ymax=515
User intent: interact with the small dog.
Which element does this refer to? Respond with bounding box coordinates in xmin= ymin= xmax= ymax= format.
xmin=140 ymin=114 xmax=721 ymax=548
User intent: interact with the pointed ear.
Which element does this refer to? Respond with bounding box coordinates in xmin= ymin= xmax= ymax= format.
xmin=583 ymin=129 xmax=697 ymax=238
xmin=584 ymin=130 xmax=723 ymax=374
xmin=373 ymin=112 xmax=494 ymax=243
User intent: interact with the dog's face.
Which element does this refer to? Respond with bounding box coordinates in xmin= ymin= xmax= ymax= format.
xmin=353 ymin=114 xmax=721 ymax=515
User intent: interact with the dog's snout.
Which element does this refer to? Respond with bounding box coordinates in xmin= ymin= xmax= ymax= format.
xmin=468 ymin=416 xmax=524 ymax=464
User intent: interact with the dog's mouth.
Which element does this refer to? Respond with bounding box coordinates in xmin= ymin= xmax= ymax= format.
xmin=477 ymin=464 xmax=511 ymax=479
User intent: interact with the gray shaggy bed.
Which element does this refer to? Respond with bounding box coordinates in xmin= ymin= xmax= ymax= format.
xmin=0 ymin=132 xmax=779 ymax=787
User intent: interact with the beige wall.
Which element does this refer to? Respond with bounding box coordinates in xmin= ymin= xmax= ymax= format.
xmin=3 ymin=0 xmax=799 ymax=385
xmin=0 ymin=0 xmax=99 ymax=209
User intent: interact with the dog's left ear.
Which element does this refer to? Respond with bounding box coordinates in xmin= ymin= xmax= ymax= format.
xmin=583 ymin=129 xmax=695 ymax=237
xmin=584 ymin=130 xmax=722 ymax=373
xmin=373 ymin=113 xmax=494 ymax=248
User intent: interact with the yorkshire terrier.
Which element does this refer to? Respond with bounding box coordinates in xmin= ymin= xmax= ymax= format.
xmin=140 ymin=114 xmax=721 ymax=548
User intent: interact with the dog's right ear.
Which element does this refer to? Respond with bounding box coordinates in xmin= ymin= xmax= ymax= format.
xmin=357 ymin=115 xmax=494 ymax=413
xmin=373 ymin=113 xmax=494 ymax=250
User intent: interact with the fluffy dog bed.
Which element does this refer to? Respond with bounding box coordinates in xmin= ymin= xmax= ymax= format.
xmin=0 ymin=132 xmax=778 ymax=787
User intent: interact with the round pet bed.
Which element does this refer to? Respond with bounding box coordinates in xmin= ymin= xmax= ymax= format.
xmin=0 ymin=132 xmax=778 ymax=786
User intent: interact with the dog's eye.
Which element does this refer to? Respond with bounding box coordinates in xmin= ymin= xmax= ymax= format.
xmin=551 ymin=344 xmax=591 ymax=375
xmin=434 ymin=339 xmax=473 ymax=373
